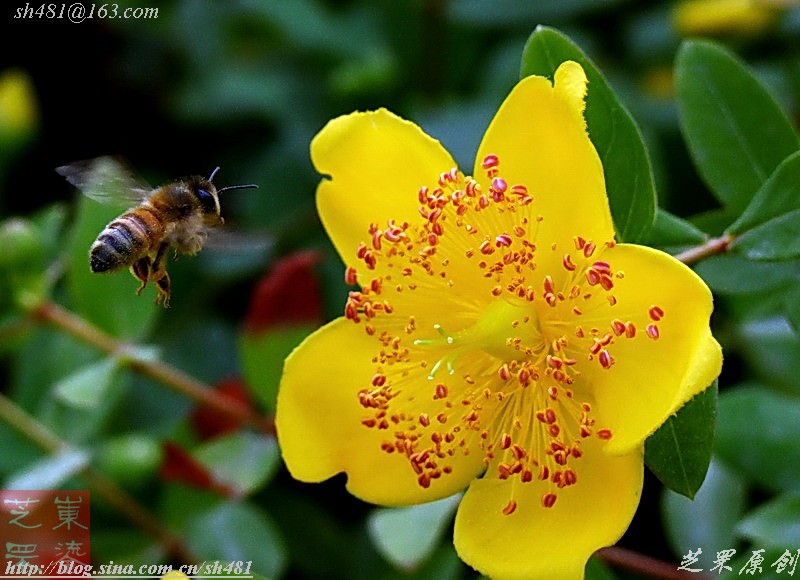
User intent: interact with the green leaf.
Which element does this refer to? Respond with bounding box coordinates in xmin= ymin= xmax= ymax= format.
xmin=716 ymin=386 xmax=800 ymax=493
xmin=66 ymin=195 xmax=159 ymax=340
xmin=645 ymin=382 xmax=717 ymax=498
xmin=729 ymin=151 xmax=800 ymax=235
xmin=732 ymin=209 xmax=800 ymax=260
xmin=520 ymin=26 xmax=656 ymax=243
xmin=676 ymin=40 xmax=800 ymax=213
xmin=661 ymin=458 xmax=747 ymax=558
xmin=185 ymin=501 xmax=287 ymax=578
xmin=694 ymin=254 xmax=799 ymax=294
xmin=193 ymin=432 xmax=280 ymax=495
xmin=737 ymin=493 xmax=800 ymax=549
xmin=52 ymin=357 xmax=120 ymax=410
xmin=786 ymin=284 xmax=800 ymax=334
xmin=367 ymin=494 xmax=460 ymax=571
xmin=240 ymin=325 xmax=313 ymax=413
xmin=5 ymin=448 xmax=90 ymax=490
xmin=736 ymin=320 xmax=800 ymax=395
xmin=645 ymin=208 xmax=708 ymax=248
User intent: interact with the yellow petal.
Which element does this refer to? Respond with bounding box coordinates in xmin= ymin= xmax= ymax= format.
xmin=475 ymin=61 xmax=614 ymax=254
xmin=312 ymin=109 xmax=457 ymax=266
xmin=454 ymin=437 xmax=643 ymax=579
xmin=276 ymin=317 xmax=485 ymax=505
xmin=589 ymin=243 xmax=723 ymax=454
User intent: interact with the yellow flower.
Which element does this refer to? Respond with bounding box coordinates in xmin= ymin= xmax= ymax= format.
xmin=673 ymin=0 xmax=780 ymax=36
xmin=0 ymin=69 xmax=38 ymax=141
xmin=277 ymin=61 xmax=722 ymax=578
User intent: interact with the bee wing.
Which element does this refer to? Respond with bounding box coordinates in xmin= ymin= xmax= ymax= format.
xmin=56 ymin=156 xmax=152 ymax=208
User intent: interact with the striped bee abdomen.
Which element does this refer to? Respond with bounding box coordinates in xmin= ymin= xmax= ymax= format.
xmin=89 ymin=208 xmax=164 ymax=273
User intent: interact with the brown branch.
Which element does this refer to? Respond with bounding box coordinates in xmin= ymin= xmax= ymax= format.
xmin=597 ymin=546 xmax=713 ymax=580
xmin=30 ymin=300 xmax=275 ymax=435
xmin=0 ymin=393 xmax=195 ymax=561
xmin=673 ymin=234 xmax=734 ymax=265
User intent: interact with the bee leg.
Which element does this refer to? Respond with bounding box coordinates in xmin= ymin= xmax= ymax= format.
xmin=131 ymin=257 xmax=151 ymax=296
xmin=154 ymin=271 xmax=171 ymax=308
xmin=150 ymin=242 xmax=171 ymax=307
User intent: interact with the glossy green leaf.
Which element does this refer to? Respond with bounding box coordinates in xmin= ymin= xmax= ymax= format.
xmin=520 ymin=26 xmax=656 ymax=243
xmin=737 ymin=493 xmax=800 ymax=548
xmin=694 ymin=254 xmax=798 ymax=294
xmin=645 ymin=382 xmax=717 ymax=499
xmin=716 ymin=386 xmax=800 ymax=493
xmin=53 ymin=357 xmax=120 ymax=410
xmin=786 ymin=284 xmax=800 ymax=334
xmin=185 ymin=501 xmax=287 ymax=578
xmin=676 ymin=40 xmax=800 ymax=213
xmin=193 ymin=432 xmax=280 ymax=495
xmin=662 ymin=458 xmax=747 ymax=558
xmin=367 ymin=494 xmax=460 ymax=571
xmin=584 ymin=556 xmax=617 ymax=580
xmin=736 ymin=320 xmax=800 ymax=395
xmin=645 ymin=208 xmax=708 ymax=248
xmin=240 ymin=325 xmax=314 ymax=413
xmin=729 ymin=151 xmax=800 ymax=235
xmin=66 ymin=195 xmax=159 ymax=340
xmin=4 ymin=448 xmax=90 ymax=490
xmin=732 ymin=209 xmax=800 ymax=261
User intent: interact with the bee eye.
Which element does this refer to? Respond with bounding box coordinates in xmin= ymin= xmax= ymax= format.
xmin=196 ymin=188 xmax=217 ymax=214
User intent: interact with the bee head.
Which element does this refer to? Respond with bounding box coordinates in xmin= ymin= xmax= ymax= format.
xmin=190 ymin=167 xmax=257 ymax=225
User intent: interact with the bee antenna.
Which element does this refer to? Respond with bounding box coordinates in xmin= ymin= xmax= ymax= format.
xmin=208 ymin=166 xmax=221 ymax=182
xmin=216 ymin=183 xmax=259 ymax=194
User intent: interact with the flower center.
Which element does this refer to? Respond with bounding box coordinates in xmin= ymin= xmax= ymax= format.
xmin=345 ymin=155 xmax=664 ymax=515
xmin=413 ymin=299 xmax=544 ymax=377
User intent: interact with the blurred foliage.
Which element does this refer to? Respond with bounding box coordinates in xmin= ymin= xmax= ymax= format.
xmin=0 ymin=0 xmax=799 ymax=578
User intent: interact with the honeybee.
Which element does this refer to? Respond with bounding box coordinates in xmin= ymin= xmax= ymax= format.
xmin=57 ymin=157 xmax=258 ymax=307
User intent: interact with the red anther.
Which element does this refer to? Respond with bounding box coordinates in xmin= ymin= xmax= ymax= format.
xmin=649 ymin=305 xmax=665 ymax=321
xmin=498 ymin=363 xmax=511 ymax=380
xmin=583 ymin=241 xmax=596 ymax=258
xmin=371 ymin=373 xmax=387 ymax=387
xmin=646 ymin=324 xmax=660 ymax=340
xmin=597 ymin=428 xmax=613 ymax=440
xmin=574 ymin=236 xmax=586 ymax=250
xmin=598 ymin=350 xmax=613 ymax=369
xmin=434 ymin=384 xmax=448 ymax=400
xmin=510 ymin=184 xmax=528 ymax=196
xmin=625 ymin=322 xmax=637 ymax=338
xmin=418 ymin=473 xmax=431 ymax=488
xmin=502 ymin=500 xmax=518 ymax=515
xmin=482 ymin=154 xmax=499 ymax=169
xmin=419 ymin=414 xmax=430 ymax=427
xmin=495 ymin=234 xmax=512 ymax=247
xmin=547 ymin=355 xmax=563 ymax=369
xmin=418 ymin=186 xmax=429 ymax=204
xmin=500 ymin=434 xmax=512 ymax=449
xmin=600 ymin=274 xmax=614 ymax=291
xmin=491 ymin=177 xmax=508 ymax=193
xmin=344 ymin=266 xmax=358 ymax=285
xmin=585 ymin=268 xmax=601 ymax=286
xmin=612 ymin=319 xmax=626 ymax=336
xmin=562 ymin=254 xmax=577 ymax=271
xmin=543 ymin=275 xmax=555 ymax=294
xmin=592 ymin=261 xmax=611 ymax=273
xmin=542 ymin=493 xmax=557 ymax=508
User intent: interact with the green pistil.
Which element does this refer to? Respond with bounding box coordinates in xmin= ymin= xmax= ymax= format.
xmin=414 ymin=299 xmax=542 ymax=379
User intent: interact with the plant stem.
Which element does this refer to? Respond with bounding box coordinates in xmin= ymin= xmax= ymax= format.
xmin=674 ymin=234 xmax=733 ymax=265
xmin=597 ymin=546 xmax=711 ymax=580
xmin=0 ymin=393 xmax=195 ymax=561
xmin=30 ymin=300 xmax=274 ymax=435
